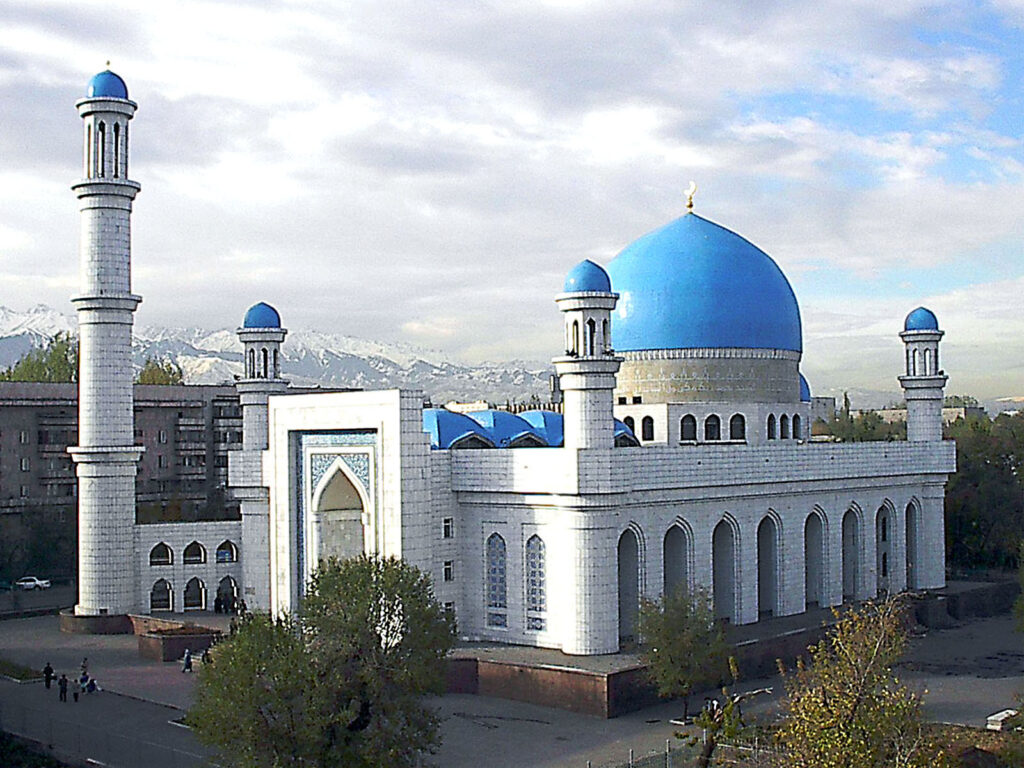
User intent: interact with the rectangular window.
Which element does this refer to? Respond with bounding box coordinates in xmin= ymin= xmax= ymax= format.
xmin=20 ymin=457 xmax=30 ymax=471
xmin=443 ymin=561 xmax=454 ymax=582
xmin=158 ymin=429 xmax=167 ymax=444
xmin=442 ymin=517 xmax=453 ymax=539
xmin=19 ymin=485 xmax=28 ymax=498
xmin=19 ymin=430 xmax=28 ymax=444
xmin=617 ymin=396 xmax=627 ymax=405
xmin=631 ymin=396 xmax=642 ymax=404
xmin=443 ymin=602 xmax=455 ymax=616
xmin=157 ymin=455 xmax=166 ymax=468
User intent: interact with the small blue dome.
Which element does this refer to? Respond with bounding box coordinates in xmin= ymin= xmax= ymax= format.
xmin=904 ymin=306 xmax=938 ymax=332
xmin=607 ymin=213 xmax=802 ymax=353
xmin=799 ymin=373 xmax=811 ymax=402
xmin=614 ymin=418 xmax=640 ymax=446
xmin=87 ymin=70 xmax=128 ymax=99
xmin=466 ymin=410 xmax=548 ymax=448
xmin=423 ymin=409 xmax=495 ymax=450
xmin=243 ymin=302 xmax=281 ymax=328
xmin=563 ymin=259 xmax=612 ymax=293
xmin=519 ymin=410 xmax=564 ymax=447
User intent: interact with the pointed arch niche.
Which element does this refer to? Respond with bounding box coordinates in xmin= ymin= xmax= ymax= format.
xmin=311 ymin=460 xmax=370 ymax=565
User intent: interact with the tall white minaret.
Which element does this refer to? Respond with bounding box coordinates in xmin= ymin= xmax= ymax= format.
xmin=232 ymin=302 xmax=287 ymax=611
xmin=552 ymin=260 xmax=622 ymax=450
xmin=68 ymin=70 xmax=144 ymax=617
xmin=898 ymin=306 xmax=947 ymax=442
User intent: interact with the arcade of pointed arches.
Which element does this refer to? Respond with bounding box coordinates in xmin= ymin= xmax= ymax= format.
xmin=614 ymin=497 xmax=925 ymax=639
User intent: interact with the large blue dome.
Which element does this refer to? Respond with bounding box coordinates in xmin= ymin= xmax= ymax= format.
xmin=606 ymin=213 xmax=802 ymax=353
xmin=87 ymin=70 xmax=128 ymax=99
xmin=243 ymin=302 xmax=281 ymax=328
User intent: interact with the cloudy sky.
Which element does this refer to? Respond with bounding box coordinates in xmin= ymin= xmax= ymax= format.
xmin=1 ymin=0 xmax=1022 ymax=399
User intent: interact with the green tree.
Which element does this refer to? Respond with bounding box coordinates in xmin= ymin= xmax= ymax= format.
xmin=639 ymin=586 xmax=728 ymax=720
xmin=776 ymin=597 xmax=947 ymax=768
xmin=188 ymin=555 xmax=456 ymax=768
xmin=0 ymin=332 xmax=77 ymax=382
xmin=136 ymin=357 xmax=183 ymax=385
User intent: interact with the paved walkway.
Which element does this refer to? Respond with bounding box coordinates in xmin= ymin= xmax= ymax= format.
xmin=1 ymin=612 xmax=1022 ymax=767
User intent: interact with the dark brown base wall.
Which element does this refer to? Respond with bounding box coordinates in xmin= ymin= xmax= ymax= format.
xmin=138 ymin=631 xmax=221 ymax=662
xmin=58 ymin=609 xmax=133 ymax=635
xmin=446 ymin=658 xmax=658 ymax=718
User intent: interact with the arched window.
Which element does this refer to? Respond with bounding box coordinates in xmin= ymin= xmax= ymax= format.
xmin=602 ymin=319 xmax=609 ymax=351
xmin=246 ymin=349 xmax=255 ymax=378
xmin=767 ymin=414 xmax=776 ymax=440
xmin=273 ymin=349 xmax=279 ymax=378
xmin=680 ymin=415 xmax=697 ymax=441
xmin=623 ymin=416 xmax=635 ymax=432
xmin=906 ymin=348 xmax=914 ymax=376
xmin=729 ymin=414 xmax=745 ymax=441
xmin=149 ymin=542 xmax=172 ymax=566
xmin=923 ymin=348 xmax=932 ymax=375
xmin=486 ymin=533 xmax=507 ymax=628
xmin=85 ymin=124 xmax=92 ymax=177
xmin=586 ymin=318 xmax=596 ymax=356
xmin=113 ymin=123 xmax=120 ymax=178
xmin=780 ymin=414 xmax=790 ymax=439
xmin=97 ymin=121 xmax=106 ymax=178
xmin=216 ymin=540 xmax=238 ymax=564
xmin=261 ymin=348 xmax=269 ymax=378
xmin=525 ymin=535 xmax=546 ymax=631
xmin=184 ymin=577 xmax=206 ymax=610
xmin=705 ymin=415 xmax=721 ymax=441
xmin=183 ymin=541 xmax=206 ymax=565
xmin=792 ymin=414 xmax=802 ymax=440
xmin=150 ymin=579 xmax=173 ymax=612
xmin=641 ymin=416 xmax=654 ymax=441
xmin=571 ymin=321 xmax=579 ymax=356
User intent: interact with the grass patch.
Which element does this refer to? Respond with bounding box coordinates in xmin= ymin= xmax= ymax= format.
xmin=0 ymin=731 xmax=72 ymax=767
xmin=0 ymin=657 xmax=40 ymax=681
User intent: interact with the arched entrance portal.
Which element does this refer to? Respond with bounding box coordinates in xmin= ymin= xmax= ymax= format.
xmin=617 ymin=529 xmax=640 ymax=644
xmin=757 ymin=516 xmax=779 ymax=618
xmin=316 ymin=466 xmax=367 ymax=561
xmin=842 ymin=509 xmax=859 ymax=601
xmin=712 ymin=520 xmax=736 ymax=622
xmin=217 ymin=576 xmax=239 ymax=613
xmin=663 ymin=524 xmax=690 ymax=597
xmin=804 ymin=513 xmax=824 ymax=608
xmin=876 ymin=506 xmax=891 ymax=595
xmin=906 ymin=502 xmax=919 ymax=589
xmin=184 ymin=577 xmax=206 ymax=611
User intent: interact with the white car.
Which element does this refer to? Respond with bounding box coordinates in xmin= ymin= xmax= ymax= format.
xmin=15 ymin=576 xmax=51 ymax=590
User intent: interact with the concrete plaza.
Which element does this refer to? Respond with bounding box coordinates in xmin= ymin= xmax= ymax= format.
xmin=1 ymin=611 xmax=1022 ymax=767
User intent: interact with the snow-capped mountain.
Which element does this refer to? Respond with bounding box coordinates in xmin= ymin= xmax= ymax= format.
xmin=0 ymin=305 xmax=553 ymax=404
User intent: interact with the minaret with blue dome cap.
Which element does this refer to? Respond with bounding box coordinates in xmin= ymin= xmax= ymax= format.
xmin=552 ymin=259 xmax=622 ymax=450
xmin=233 ymin=302 xmax=288 ymax=610
xmin=898 ymin=306 xmax=947 ymax=442
xmin=68 ymin=68 xmax=144 ymax=618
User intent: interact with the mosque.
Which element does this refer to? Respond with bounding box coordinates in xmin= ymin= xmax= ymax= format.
xmin=68 ymin=70 xmax=955 ymax=655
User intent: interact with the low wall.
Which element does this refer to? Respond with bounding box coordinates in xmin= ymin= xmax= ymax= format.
xmin=138 ymin=631 xmax=221 ymax=662
xmin=943 ymin=581 xmax=1019 ymax=621
xmin=129 ymin=614 xmax=193 ymax=635
xmin=58 ymin=610 xmax=133 ymax=635
xmin=446 ymin=658 xmax=658 ymax=718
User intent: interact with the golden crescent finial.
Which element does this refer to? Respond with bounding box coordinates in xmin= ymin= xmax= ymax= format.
xmin=106 ymin=60 xmax=111 ymax=68
xmin=686 ymin=181 xmax=697 ymax=212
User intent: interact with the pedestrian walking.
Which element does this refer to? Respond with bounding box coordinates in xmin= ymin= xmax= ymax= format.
xmin=42 ymin=662 xmax=54 ymax=689
xmin=58 ymin=674 xmax=68 ymax=702
xmin=80 ymin=657 xmax=88 ymax=677
xmin=182 ymin=648 xmax=193 ymax=673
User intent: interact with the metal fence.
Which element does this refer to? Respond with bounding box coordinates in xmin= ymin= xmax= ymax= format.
xmin=597 ymin=736 xmax=782 ymax=768
xmin=593 ymin=738 xmax=702 ymax=768
xmin=0 ymin=702 xmax=217 ymax=768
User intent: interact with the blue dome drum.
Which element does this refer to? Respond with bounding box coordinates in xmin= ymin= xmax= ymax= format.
xmin=608 ymin=211 xmax=804 ymax=404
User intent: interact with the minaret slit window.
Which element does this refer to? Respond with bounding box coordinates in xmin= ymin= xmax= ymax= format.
xmin=906 ymin=349 xmax=913 ymax=376
xmin=923 ymin=348 xmax=932 ymax=375
xmin=705 ymin=415 xmax=721 ymax=441
xmin=261 ymin=348 xmax=268 ymax=378
xmin=273 ymin=349 xmax=279 ymax=378
xmin=124 ymin=122 xmax=129 ymax=175
xmin=792 ymin=414 xmax=802 ymax=440
xmin=780 ymin=414 xmax=790 ymax=439
xmin=729 ymin=414 xmax=745 ymax=441
xmin=486 ymin=533 xmax=507 ymax=628
xmin=113 ymin=123 xmax=120 ymax=178
xmin=681 ymin=415 xmax=697 ymax=441
xmin=97 ymin=122 xmax=106 ymax=178
xmin=571 ymin=321 xmax=579 ymax=356
xmin=85 ymin=124 xmax=92 ymax=177
xmin=246 ymin=349 xmax=255 ymax=378
xmin=641 ymin=416 xmax=654 ymax=441
xmin=586 ymin=318 xmax=596 ymax=356
xmin=602 ymin=320 xmax=609 ymax=352
xmin=525 ymin=534 xmax=546 ymax=631
xmin=768 ymin=414 xmax=776 ymax=439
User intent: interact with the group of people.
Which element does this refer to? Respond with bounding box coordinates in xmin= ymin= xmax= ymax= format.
xmin=213 ymin=593 xmax=246 ymax=614
xmin=42 ymin=658 xmax=100 ymax=703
